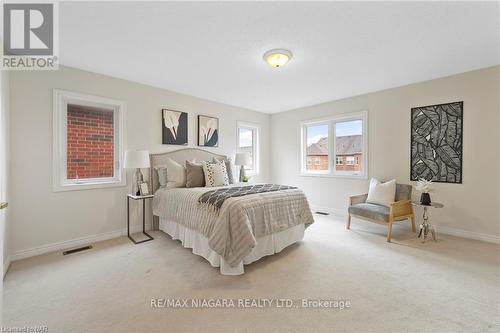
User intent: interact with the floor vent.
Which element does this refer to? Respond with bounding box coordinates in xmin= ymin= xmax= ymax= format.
xmin=63 ymin=245 xmax=93 ymax=255
xmin=315 ymin=211 xmax=329 ymax=216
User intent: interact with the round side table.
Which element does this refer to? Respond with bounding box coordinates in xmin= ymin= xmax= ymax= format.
xmin=411 ymin=202 xmax=444 ymax=243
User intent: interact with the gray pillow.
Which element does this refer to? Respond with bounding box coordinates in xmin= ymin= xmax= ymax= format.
xmin=185 ymin=161 xmax=205 ymax=188
xmin=155 ymin=167 xmax=168 ymax=188
xmin=212 ymin=157 xmax=235 ymax=184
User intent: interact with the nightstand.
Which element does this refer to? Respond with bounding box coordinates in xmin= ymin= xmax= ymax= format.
xmin=127 ymin=194 xmax=154 ymax=244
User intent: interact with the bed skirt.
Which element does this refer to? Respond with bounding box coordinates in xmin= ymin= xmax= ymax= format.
xmin=159 ymin=218 xmax=305 ymax=275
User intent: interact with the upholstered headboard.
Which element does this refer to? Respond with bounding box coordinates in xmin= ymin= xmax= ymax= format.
xmin=149 ymin=148 xmax=227 ymax=194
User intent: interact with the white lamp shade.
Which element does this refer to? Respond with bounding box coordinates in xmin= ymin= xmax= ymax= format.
xmin=235 ymin=152 xmax=251 ymax=166
xmin=124 ymin=150 xmax=150 ymax=169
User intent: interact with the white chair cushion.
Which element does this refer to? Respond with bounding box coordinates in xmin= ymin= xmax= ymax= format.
xmin=366 ymin=178 xmax=396 ymax=207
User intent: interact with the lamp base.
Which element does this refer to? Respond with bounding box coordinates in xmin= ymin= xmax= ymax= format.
xmin=134 ymin=168 xmax=144 ymax=195
xmin=239 ymin=165 xmax=246 ymax=182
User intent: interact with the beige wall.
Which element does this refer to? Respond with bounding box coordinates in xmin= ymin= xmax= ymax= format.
xmin=9 ymin=66 xmax=270 ymax=256
xmin=270 ymin=66 xmax=500 ymax=241
xmin=8 ymin=64 xmax=500 ymax=259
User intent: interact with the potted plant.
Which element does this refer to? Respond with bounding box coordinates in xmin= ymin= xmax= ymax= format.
xmin=415 ymin=178 xmax=433 ymax=205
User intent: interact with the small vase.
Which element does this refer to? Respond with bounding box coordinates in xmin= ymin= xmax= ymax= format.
xmin=420 ymin=193 xmax=431 ymax=206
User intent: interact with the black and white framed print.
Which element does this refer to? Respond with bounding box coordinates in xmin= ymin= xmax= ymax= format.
xmin=162 ymin=109 xmax=188 ymax=145
xmin=198 ymin=115 xmax=219 ymax=147
xmin=410 ymin=101 xmax=463 ymax=183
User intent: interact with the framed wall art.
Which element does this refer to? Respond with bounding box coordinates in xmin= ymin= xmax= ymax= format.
xmin=198 ymin=115 xmax=219 ymax=147
xmin=162 ymin=109 xmax=188 ymax=145
xmin=410 ymin=101 xmax=463 ymax=184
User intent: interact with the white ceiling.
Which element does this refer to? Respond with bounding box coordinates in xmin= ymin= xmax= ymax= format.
xmin=60 ymin=2 xmax=500 ymax=113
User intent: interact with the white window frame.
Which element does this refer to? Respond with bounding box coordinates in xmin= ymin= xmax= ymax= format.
xmin=52 ymin=89 xmax=126 ymax=192
xmin=301 ymin=121 xmax=331 ymax=175
xmin=301 ymin=110 xmax=368 ymax=179
xmin=236 ymin=121 xmax=259 ymax=175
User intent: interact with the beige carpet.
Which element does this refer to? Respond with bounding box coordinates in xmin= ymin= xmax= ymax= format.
xmin=2 ymin=215 xmax=499 ymax=333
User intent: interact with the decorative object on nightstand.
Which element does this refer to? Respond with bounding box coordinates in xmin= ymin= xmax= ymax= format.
xmin=139 ymin=182 xmax=149 ymax=195
xmin=124 ymin=150 xmax=150 ymax=196
xmin=415 ymin=178 xmax=433 ymax=205
xmin=127 ymin=194 xmax=154 ymax=244
xmin=235 ymin=152 xmax=251 ymax=183
xmin=412 ymin=202 xmax=443 ymax=243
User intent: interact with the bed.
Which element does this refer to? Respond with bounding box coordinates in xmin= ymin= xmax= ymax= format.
xmin=149 ymin=148 xmax=314 ymax=275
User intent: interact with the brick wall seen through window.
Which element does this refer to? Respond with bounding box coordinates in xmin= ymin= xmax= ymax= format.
xmin=67 ymin=104 xmax=114 ymax=179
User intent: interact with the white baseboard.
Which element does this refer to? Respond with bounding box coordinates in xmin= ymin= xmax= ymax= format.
xmin=8 ymin=206 xmax=500 ymax=264
xmin=10 ymin=224 xmax=147 ymax=262
xmin=3 ymin=255 xmax=11 ymax=278
xmin=311 ymin=204 xmax=500 ymax=244
xmin=434 ymin=225 xmax=500 ymax=244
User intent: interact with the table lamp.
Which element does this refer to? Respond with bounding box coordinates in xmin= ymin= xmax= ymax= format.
xmin=124 ymin=150 xmax=150 ymax=195
xmin=235 ymin=152 xmax=251 ymax=182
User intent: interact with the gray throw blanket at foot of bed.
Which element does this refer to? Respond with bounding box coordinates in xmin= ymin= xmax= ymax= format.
xmin=199 ymin=184 xmax=297 ymax=210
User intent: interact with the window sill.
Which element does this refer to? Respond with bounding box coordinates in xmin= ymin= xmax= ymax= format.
xmin=299 ymin=173 xmax=368 ymax=180
xmin=53 ymin=179 xmax=126 ymax=192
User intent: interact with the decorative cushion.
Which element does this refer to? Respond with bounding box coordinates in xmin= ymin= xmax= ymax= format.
xmin=348 ymin=203 xmax=390 ymax=222
xmin=202 ymin=160 xmax=229 ymax=187
xmin=212 ymin=157 xmax=235 ymax=184
xmin=185 ymin=160 xmax=205 ymax=188
xmin=155 ymin=167 xmax=168 ymax=188
xmin=395 ymin=184 xmax=412 ymax=201
xmin=161 ymin=157 xmax=186 ymax=188
xmin=366 ymin=178 xmax=396 ymax=207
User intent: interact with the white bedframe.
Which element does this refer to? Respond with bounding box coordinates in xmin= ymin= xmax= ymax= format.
xmin=149 ymin=148 xmax=305 ymax=275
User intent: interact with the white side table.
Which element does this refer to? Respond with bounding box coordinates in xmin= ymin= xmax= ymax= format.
xmin=412 ymin=202 xmax=444 ymax=243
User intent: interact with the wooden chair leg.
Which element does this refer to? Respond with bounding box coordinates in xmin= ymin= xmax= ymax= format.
xmin=346 ymin=214 xmax=351 ymax=230
xmin=386 ymin=222 xmax=393 ymax=242
xmin=410 ymin=215 xmax=416 ymax=233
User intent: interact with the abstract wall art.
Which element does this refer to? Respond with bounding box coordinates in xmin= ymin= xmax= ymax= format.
xmin=410 ymin=101 xmax=463 ymax=184
xmin=198 ymin=115 xmax=219 ymax=147
xmin=162 ymin=109 xmax=188 ymax=145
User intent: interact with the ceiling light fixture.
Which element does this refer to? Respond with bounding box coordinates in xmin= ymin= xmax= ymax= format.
xmin=263 ymin=49 xmax=292 ymax=68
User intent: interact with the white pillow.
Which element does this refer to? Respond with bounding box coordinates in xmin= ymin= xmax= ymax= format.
xmin=366 ymin=178 xmax=396 ymax=207
xmin=162 ymin=157 xmax=186 ymax=188
xmin=202 ymin=160 xmax=229 ymax=187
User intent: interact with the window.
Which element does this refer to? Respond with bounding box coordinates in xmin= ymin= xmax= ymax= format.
xmin=53 ymin=90 xmax=125 ymax=191
xmin=301 ymin=111 xmax=368 ymax=178
xmin=237 ymin=122 xmax=259 ymax=174
xmin=304 ymin=123 xmax=329 ymax=172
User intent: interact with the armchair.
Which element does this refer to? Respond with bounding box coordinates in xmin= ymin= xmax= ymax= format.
xmin=347 ymin=184 xmax=416 ymax=242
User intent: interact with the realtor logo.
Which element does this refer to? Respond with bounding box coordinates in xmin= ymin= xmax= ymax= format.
xmin=1 ymin=2 xmax=58 ymax=70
